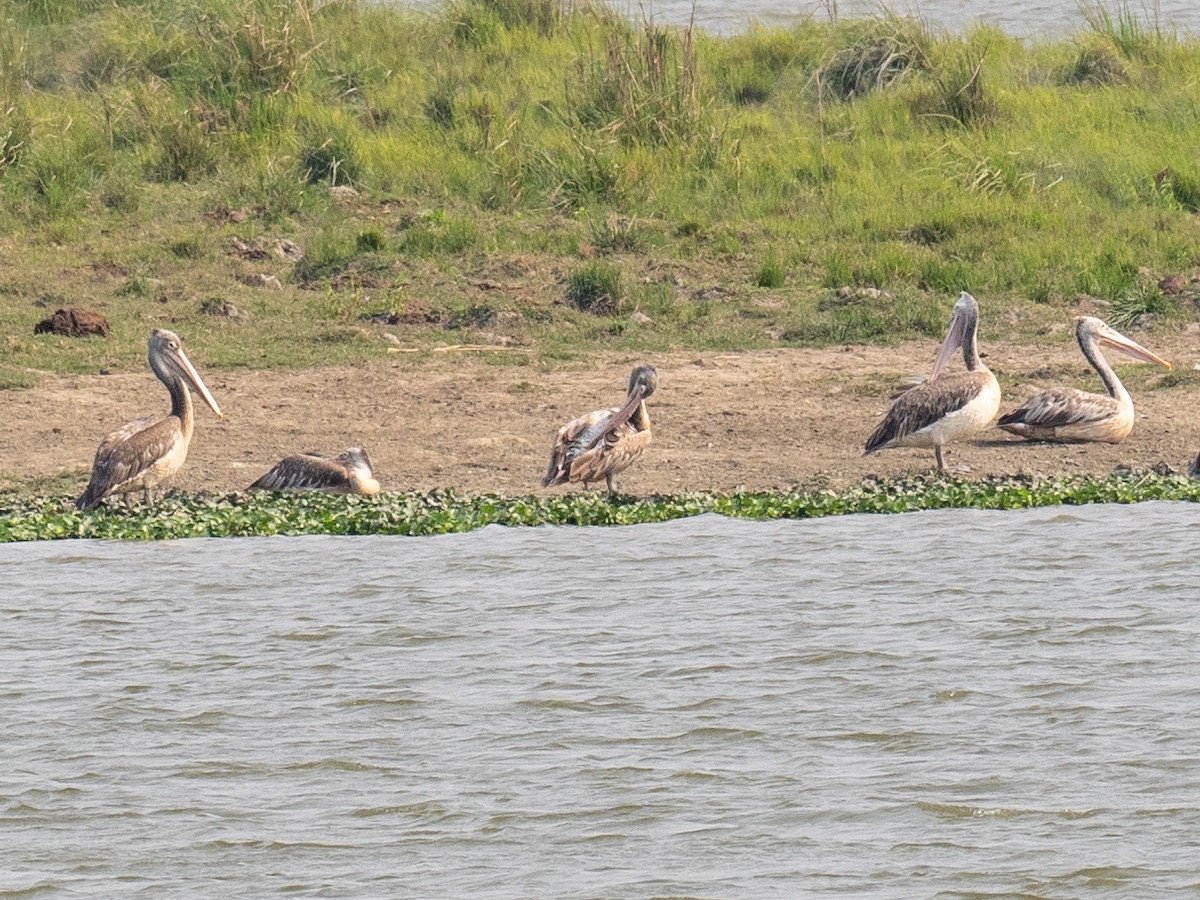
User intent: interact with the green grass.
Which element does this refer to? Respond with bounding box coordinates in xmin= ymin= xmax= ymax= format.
xmin=0 ymin=0 xmax=1199 ymax=379
xmin=1 ymin=471 xmax=1198 ymax=541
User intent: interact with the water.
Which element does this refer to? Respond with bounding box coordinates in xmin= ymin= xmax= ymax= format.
xmin=4 ymin=502 xmax=1200 ymax=897
xmin=402 ymin=0 xmax=1200 ymax=36
xmin=606 ymin=0 xmax=1200 ymax=37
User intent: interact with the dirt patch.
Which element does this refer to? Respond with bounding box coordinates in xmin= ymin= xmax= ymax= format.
xmin=4 ymin=335 xmax=1200 ymax=498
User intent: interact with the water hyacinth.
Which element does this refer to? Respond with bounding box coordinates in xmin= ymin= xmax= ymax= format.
xmin=2 ymin=472 xmax=1199 ymax=542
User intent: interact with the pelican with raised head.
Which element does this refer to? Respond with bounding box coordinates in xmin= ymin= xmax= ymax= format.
xmin=76 ymin=329 xmax=222 ymax=510
xmin=864 ymin=291 xmax=1001 ymax=473
xmin=542 ymin=364 xmax=657 ymax=493
xmin=249 ymin=447 xmax=380 ymax=495
xmin=997 ymin=316 xmax=1171 ymax=443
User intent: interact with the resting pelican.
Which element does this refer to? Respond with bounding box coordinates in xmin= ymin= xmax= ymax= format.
xmin=997 ymin=316 xmax=1171 ymax=443
xmin=249 ymin=447 xmax=380 ymax=495
xmin=542 ymin=364 xmax=657 ymax=493
xmin=864 ymin=291 xmax=1000 ymax=473
xmin=76 ymin=329 xmax=222 ymax=510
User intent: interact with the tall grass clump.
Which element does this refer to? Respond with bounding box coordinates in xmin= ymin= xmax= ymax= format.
xmin=755 ymin=248 xmax=785 ymax=288
xmin=565 ymin=260 xmax=623 ymax=314
xmin=1061 ymin=38 xmax=1128 ymax=86
xmin=921 ymin=43 xmax=996 ymax=129
xmin=451 ymin=0 xmax=563 ymax=38
xmin=1079 ymin=1 xmax=1165 ymax=61
xmin=396 ymin=209 xmax=481 ymax=256
xmin=567 ymin=16 xmax=718 ymax=158
xmin=818 ymin=13 xmax=933 ymax=100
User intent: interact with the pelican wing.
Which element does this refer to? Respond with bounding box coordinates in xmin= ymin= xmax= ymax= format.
xmin=77 ymin=415 xmax=180 ymax=509
xmin=998 ymin=387 xmax=1119 ymax=430
xmin=249 ymin=454 xmax=355 ymax=492
xmin=567 ymin=423 xmax=651 ymax=485
xmin=865 ymin=371 xmax=993 ymax=453
xmin=541 ymin=406 xmax=619 ymax=486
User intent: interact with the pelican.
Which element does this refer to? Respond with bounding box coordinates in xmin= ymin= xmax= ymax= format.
xmin=249 ymin=447 xmax=380 ymax=495
xmin=997 ymin=316 xmax=1171 ymax=443
xmin=76 ymin=329 xmax=222 ymax=510
xmin=542 ymin=364 xmax=657 ymax=493
xmin=864 ymin=291 xmax=1001 ymax=473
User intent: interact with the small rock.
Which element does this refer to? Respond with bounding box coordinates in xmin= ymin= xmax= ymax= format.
xmin=239 ymin=273 xmax=282 ymax=290
xmin=1159 ymin=273 xmax=1187 ymax=295
xmin=276 ymin=239 xmax=304 ymax=261
xmin=330 ymin=185 xmax=359 ymax=203
xmin=229 ymin=236 xmax=270 ymax=260
xmin=631 ymin=311 xmax=653 ymax=326
xmin=692 ymin=286 xmax=733 ymax=302
xmin=201 ymin=300 xmax=250 ymax=321
xmin=33 ymin=307 xmax=111 ymax=338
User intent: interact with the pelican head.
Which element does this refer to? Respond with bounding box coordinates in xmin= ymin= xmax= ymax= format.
xmin=931 ymin=291 xmax=981 ymax=380
xmin=149 ymin=329 xmax=222 ymax=418
xmin=1075 ymin=316 xmax=1172 ymax=370
xmin=336 ymin=446 xmax=375 ymax=478
xmin=627 ymin=364 xmax=659 ymax=401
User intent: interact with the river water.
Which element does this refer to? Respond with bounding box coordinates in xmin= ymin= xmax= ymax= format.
xmin=401 ymin=0 xmax=1200 ymax=36
xmin=608 ymin=0 xmax=1200 ymax=37
xmin=4 ymin=501 xmax=1200 ymax=897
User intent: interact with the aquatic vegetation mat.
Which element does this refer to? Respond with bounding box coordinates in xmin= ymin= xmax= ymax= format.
xmin=1 ymin=472 xmax=1198 ymax=542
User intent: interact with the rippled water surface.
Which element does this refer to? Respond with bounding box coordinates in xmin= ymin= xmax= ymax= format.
xmin=611 ymin=0 xmax=1200 ymax=36
xmin=4 ymin=503 xmax=1200 ymax=897
xmin=404 ymin=0 xmax=1200 ymax=35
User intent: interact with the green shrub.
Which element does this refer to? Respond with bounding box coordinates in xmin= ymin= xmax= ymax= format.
xmin=755 ymin=248 xmax=785 ymax=288
xmin=818 ymin=14 xmax=932 ymax=100
xmin=565 ymin=261 xmax=623 ymax=314
xmin=397 ymin=210 xmax=480 ymax=255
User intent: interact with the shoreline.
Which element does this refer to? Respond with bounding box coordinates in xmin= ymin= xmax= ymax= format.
xmin=4 ymin=338 xmax=1199 ymax=502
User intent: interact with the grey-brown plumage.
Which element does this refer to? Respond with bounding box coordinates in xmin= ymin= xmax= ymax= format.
xmin=76 ymin=329 xmax=222 ymax=510
xmin=864 ymin=292 xmax=1001 ymax=473
xmin=542 ymin=365 xmax=658 ymax=493
xmin=249 ymin=448 xmax=380 ymax=495
xmin=997 ymin=316 xmax=1171 ymax=443
xmin=865 ymin=371 xmax=997 ymax=454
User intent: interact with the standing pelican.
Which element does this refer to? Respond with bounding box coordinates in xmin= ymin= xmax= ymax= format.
xmin=249 ymin=447 xmax=380 ymax=495
xmin=542 ymin=365 xmax=657 ymax=493
xmin=76 ymin=329 xmax=222 ymax=510
xmin=864 ymin=291 xmax=1001 ymax=473
xmin=997 ymin=316 xmax=1171 ymax=442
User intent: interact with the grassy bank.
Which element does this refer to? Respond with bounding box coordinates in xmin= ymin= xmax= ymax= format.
xmin=2 ymin=0 xmax=1200 ymax=386
xmin=1 ymin=471 xmax=1197 ymax=541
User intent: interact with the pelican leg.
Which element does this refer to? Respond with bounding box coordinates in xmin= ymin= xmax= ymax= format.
xmin=606 ymin=474 xmax=616 ymax=494
xmin=935 ymin=445 xmax=947 ymax=474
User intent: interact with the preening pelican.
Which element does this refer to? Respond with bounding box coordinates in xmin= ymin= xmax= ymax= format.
xmin=76 ymin=329 xmax=222 ymax=510
xmin=249 ymin=447 xmax=380 ymax=495
xmin=864 ymin=291 xmax=1001 ymax=473
xmin=997 ymin=316 xmax=1171 ymax=443
xmin=542 ymin=364 xmax=657 ymax=493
